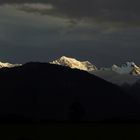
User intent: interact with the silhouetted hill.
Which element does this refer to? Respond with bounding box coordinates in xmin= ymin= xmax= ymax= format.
xmin=128 ymin=80 xmax=140 ymax=99
xmin=0 ymin=62 xmax=139 ymax=123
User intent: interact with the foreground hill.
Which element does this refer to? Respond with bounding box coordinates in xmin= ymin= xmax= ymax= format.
xmin=0 ymin=62 xmax=139 ymax=123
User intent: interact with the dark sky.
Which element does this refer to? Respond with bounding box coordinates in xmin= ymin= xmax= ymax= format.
xmin=0 ymin=0 xmax=140 ymax=67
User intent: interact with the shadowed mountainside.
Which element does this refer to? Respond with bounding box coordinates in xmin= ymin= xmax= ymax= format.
xmin=0 ymin=62 xmax=139 ymax=123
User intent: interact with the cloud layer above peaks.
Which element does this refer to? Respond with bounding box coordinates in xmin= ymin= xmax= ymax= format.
xmin=0 ymin=0 xmax=140 ymax=27
xmin=0 ymin=0 xmax=140 ymax=66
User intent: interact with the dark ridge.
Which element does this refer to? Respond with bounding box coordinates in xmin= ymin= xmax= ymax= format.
xmin=0 ymin=62 xmax=139 ymax=124
xmin=128 ymin=79 xmax=140 ymax=99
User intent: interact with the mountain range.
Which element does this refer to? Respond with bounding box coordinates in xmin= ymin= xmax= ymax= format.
xmin=51 ymin=56 xmax=140 ymax=75
xmin=2 ymin=56 xmax=140 ymax=76
xmin=51 ymin=56 xmax=140 ymax=85
xmin=0 ymin=62 xmax=140 ymax=123
xmin=0 ymin=57 xmax=140 ymax=86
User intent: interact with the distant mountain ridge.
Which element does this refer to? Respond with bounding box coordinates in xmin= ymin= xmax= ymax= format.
xmin=0 ymin=61 xmax=21 ymax=68
xmin=111 ymin=62 xmax=140 ymax=75
xmin=51 ymin=56 xmax=140 ymax=85
xmin=51 ymin=56 xmax=140 ymax=75
xmin=1 ymin=56 xmax=140 ymax=76
xmin=0 ymin=57 xmax=140 ymax=86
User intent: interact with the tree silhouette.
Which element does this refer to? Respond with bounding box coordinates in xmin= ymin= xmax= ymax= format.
xmin=69 ymin=101 xmax=86 ymax=122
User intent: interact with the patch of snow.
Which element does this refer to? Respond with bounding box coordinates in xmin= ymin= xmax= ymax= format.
xmin=0 ymin=61 xmax=21 ymax=68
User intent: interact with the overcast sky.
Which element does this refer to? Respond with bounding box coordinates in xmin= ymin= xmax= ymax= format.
xmin=0 ymin=0 xmax=140 ymax=67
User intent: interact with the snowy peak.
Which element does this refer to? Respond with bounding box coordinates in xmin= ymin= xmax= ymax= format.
xmin=0 ymin=61 xmax=21 ymax=68
xmin=111 ymin=62 xmax=140 ymax=75
xmin=50 ymin=56 xmax=97 ymax=71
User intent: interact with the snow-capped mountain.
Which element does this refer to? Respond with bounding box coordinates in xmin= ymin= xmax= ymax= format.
xmin=111 ymin=62 xmax=140 ymax=75
xmin=0 ymin=61 xmax=21 ymax=68
xmin=51 ymin=56 xmax=140 ymax=75
xmin=50 ymin=56 xmax=97 ymax=71
xmin=91 ymin=62 xmax=140 ymax=85
xmin=50 ymin=56 xmax=140 ymax=85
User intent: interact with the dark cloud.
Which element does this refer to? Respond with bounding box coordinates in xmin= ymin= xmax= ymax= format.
xmin=0 ymin=0 xmax=140 ymax=66
xmin=1 ymin=0 xmax=140 ymax=26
